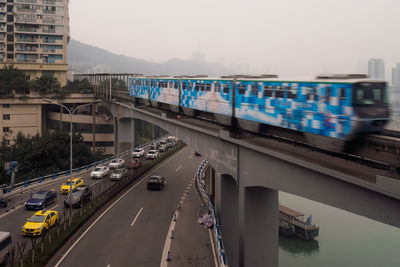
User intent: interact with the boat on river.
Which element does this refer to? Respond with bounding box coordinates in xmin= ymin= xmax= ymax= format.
xmin=279 ymin=205 xmax=319 ymax=240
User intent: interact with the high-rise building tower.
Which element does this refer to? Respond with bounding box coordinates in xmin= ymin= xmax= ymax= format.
xmin=0 ymin=0 xmax=69 ymax=86
xmin=392 ymin=63 xmax=400 ymax=88
xmin=368 ymin=58 xmax=385 ymax=79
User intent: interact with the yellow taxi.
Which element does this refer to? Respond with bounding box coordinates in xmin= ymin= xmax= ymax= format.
xmin=60 ymin=177 xmax=84 ymax=194
xmin=22 ymin=209 xmax=59 ymax=236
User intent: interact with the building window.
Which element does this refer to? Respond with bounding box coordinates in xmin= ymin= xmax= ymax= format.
xmin=3 ymin=114 xmax=10 ymax=120
xmin=3 ymin=104 xmax=10 ymax=108
xmin=2 ymin=140 xmax=10 ymax=145
xmin=3 ymin=127 xmax=9 ymax=132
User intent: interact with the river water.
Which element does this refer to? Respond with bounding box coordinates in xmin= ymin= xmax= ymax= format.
xmin=279 ymin=192 xmax=400 ymax=267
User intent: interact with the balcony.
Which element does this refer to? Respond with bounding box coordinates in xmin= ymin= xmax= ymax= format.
xmin=16 ymin=37 xmax=38 ymax=43
xmin=15 ymin=27 xmax=38 ymax=33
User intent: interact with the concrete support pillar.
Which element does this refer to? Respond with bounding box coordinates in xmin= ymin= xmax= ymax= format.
xmin=243 ymin=187 xmax=279 ymax=267
xmin=218 ymin=173 xmax=239 ymax=267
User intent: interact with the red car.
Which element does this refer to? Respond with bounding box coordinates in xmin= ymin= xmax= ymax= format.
xmin=128 ymin=159 xmax=142 ymax=169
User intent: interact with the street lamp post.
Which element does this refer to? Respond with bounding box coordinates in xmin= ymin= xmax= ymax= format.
xmin=43 ymin=99 xmax=101 ymax=225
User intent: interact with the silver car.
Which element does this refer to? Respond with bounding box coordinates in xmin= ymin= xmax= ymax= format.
xmin=90 ymin=166 xmax=109 ymax=179
xmin=109 ymin=158 xmax=125 ymax=169
xmin=110 ymin=168 xmax=127 ymax=181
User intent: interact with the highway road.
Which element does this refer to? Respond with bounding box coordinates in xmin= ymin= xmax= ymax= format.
xmin=0 ymin=141 xmax=169 ymax=254
xmin=52 ymin=147 xmax=202 ymax=267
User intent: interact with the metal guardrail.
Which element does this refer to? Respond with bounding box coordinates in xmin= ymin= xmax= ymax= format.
xmin=196 ymin=160 xmax=228 ymax=267
xmin=1 ymin=137 xmax=166 ymax=195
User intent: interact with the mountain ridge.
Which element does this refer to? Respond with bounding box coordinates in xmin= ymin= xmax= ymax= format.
xmin=68 ymin=39 xmax=236 ymax=76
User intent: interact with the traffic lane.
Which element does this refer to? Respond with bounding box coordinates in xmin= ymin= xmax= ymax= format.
xmin=57 ymin=147 xmax=200 ymax=267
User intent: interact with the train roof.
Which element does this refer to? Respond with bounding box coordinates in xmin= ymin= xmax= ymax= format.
xmin=129 ymin=74 xmax=386 ymax=84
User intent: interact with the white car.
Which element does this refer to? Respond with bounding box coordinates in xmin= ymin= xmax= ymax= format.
xmin=109 ymin=158 xmax=125 ymax=169
xmin=132 ymin=148 xmax=145 ymax=158
xmin=90 ymin=166 xmax=109 ymax=179
xmin=146 ymin=150 xmax=159 ymax=159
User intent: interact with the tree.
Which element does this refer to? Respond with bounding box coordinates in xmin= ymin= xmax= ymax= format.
xmin=34 ymin=73 xmax=61 ymax=95
xmin=0 ymin=131 xmax=103 ymax=184
xmin=0 ymin=65 xmax=30 ymax=97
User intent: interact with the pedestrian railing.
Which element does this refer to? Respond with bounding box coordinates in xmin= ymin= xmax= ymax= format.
xmin=196 ymin=160 xmax=228 ymax=267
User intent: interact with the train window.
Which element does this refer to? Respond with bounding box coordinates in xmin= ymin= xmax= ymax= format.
xmin=150 ymin=81 xmax=154 ymax=87
xmin=287 ymin=86 xmax=297 ymax=99
xmin=195 ymin=84 xmax=200 ymax=91
xmin=340 ymin=88 xmax=346 ymax=100
xmin=215 ymin=83 xmax=220 ymax=92
xmin=326 ymin=87 xmax=331 ymax=102
xmin=251 ymin=84 xmax=258 ymax=96
xmin=306 ymin=87 xmax=317 ymax=101
xmin=373 ymin=89 xmax=381 ymax=101
xmin=182 ymin=82 xmax=187 ymax=90
xmin=223 ymin=84 xmax=230 ymax=94
xmin=238 ymin=84 xmax=246 ymax=95
xmin=263 ymin=85 xmax=273 ymax=97
xmin=206 ymin=84 xmax=211 ymax=91
xmin=188 ymin=82 xmax=193 ymax=90
xmin=275 ymin=86 xmax=284 ymax=98
xmin=174 ymin=82 xmax=179 ymax=89
xmin=200 ymin=84 xmax=206 ymax=91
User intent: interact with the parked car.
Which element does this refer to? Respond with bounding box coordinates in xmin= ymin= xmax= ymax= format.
xmin=159 ymin=144 xmax=167 ymax=152
xmin=147 ymin=175 xmax=166 ymax=190
xmin=25 ymin=190 xmax=57 ymax=210
xmin=110 ymin=168 xmax=128 ymax=181
xmin=22 ymin=209 xmax=59 ymax=237
xmin=128 ymin=159 xmax=142 ymax=169
xmin=90 ymin=166 xmax=109 ymax=179
xmin=109 ymin=158 xmax=125 ymax=169
xmin=132 ymin=148 xmax=145 ymax=158
xmin=146 ymin=150 xmax=159 ymax=160
xmin=64 ymin=185 xmax=92 ymax=208
xmin=60 ymin=178 xmax=84 ymax=194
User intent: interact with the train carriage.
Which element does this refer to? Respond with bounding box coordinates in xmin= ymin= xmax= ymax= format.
xmin=180 ymin=78 xmax=233 ymax=125
xmin=149 ymin=77 xmax=180 ymax=113
xmin=128 ymin=77 xmax=150 ymax=106
xmin=234 ymin=75 xmax=389 ymax=152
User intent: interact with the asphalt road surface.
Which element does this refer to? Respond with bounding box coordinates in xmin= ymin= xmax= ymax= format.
xmin=0 ymin=143 xmax=161 ymax=253
xmin=52 ymin=147 xmax=202 ymax=267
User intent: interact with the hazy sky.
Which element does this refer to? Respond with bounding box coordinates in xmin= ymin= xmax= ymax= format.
xmin=70 ymin=0 xmax=400 ymax=77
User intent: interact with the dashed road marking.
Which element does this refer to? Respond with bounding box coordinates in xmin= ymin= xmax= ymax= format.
xmin=131 ymin=207 xmax=143 ymax=227
xmin=175 ymin=165 xmax=183 ymax=172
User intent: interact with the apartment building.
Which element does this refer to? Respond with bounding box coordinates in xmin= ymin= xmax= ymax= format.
xmin=0 ymin=0 xmax=69 ymax=86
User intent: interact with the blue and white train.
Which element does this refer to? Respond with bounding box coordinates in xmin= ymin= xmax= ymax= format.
xmin=128 ymin=74 xmax=390 ymax=152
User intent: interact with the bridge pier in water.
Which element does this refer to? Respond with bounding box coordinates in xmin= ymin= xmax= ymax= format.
xmin=215 ymin=172 xmax=279 ymax=267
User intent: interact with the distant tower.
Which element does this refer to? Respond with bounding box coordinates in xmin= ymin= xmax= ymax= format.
xmin=392 ymin=63 xmax=400 ymax=87
xmin=191 ymin=39 xmax=205 ymax=63
xmin=368 ymin=58 xmax=385 ymax=79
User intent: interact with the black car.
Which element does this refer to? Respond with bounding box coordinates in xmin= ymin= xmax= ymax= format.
xmin=25 ymin=190 xmax=57 ymax=210
xmin=0 ymin=197 xmax=6 ymax=208
xmin=64 ymin=185 xmax=92 ymax=208
xmin=147 ymin=176 xmax=166 ymax=190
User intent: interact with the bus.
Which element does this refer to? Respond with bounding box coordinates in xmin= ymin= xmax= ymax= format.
xmin=0 ymin=232 xmax=11 ymax=266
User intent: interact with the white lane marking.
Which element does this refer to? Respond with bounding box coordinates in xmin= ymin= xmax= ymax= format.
xmin=50 ymin=204 xmax=59 ymax=210
xmin=54 ymin=147 xmax=188 ymax=267
xmin=175 ymin=165 xmax=183 ymax=172
xmin=0 ymin=205 xmax=24 ymax=219
xmin=130 ymin=207 xmax=143 ymax=227
xmin=189 ymin=154 xmax=194 ymax=159
xmin=160 ymin=211 xmax=179 ymax=267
